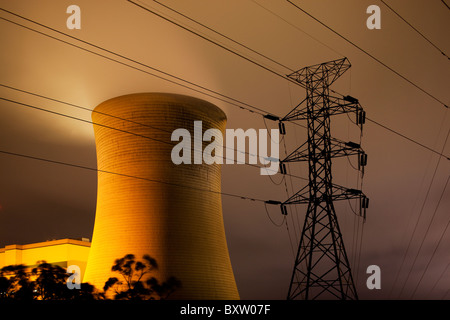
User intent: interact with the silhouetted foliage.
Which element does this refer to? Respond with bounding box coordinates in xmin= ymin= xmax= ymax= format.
xmin=146 ymin=275 xmax=182 ymax=300
xmin=69 ymin=282 xmax=98 ymax=301
xmin=0 ymin=261 xmax=97 ymax=300
xmin=104 ymin=254 xmax=181 ymax=300
xmin=1 ymin=255 xmax=179 ymax=301
xmin=0 ymin=264 xmax=34 ymax=300
xmin=31 ymin=261 xmax=69 ymax=300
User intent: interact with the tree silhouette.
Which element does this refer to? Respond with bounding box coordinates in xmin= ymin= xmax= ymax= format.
xmin=103 ymin=254 xmax=181 ymax=300
xmin=31 ymin=261 xmax=98 ymax=300
xmin=0 ymin=264 xmax=34 ymax=300
xmin=31 ymin=261 xmax=72 ymax=300
xmin=0 ymin=256 xmax=178 ymax=301
xmin=0 ymin=261 xmax=98 ymax=300
xmin=69 ymin=282 xmax=98 ymax=301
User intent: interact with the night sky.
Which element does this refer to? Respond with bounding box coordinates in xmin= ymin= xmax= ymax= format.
xmin=1 ymin=0 xmax=449 ymax=300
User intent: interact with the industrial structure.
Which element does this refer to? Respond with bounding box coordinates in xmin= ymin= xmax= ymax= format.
xmin=82 ymin=93 xmax=239 ymax=299
xmin=0 ymin=238 xmax=91 ymax=279
xmin=267 ymin=58 xmax=368 ymax=300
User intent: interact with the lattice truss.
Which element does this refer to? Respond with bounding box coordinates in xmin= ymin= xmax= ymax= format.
xmin=279 ymin=58 xmax=369 ymax=300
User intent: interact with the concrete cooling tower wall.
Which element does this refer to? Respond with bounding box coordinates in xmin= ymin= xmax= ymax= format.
xmin=83 ymin=92 xmax=239 ymax=299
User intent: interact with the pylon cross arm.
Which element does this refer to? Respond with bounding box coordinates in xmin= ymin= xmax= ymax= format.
xmin=287 ymin=58 xmax=351 ymax=87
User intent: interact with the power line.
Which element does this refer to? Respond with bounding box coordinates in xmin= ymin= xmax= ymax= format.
xmin=126 ymin=0 xmax=306 ymax=90
xmin=396 ymin=126 xmax=450 ymax=298
xmin=250 ymin=0 xmax=345 ymax=59
xmin=264 ymin=202 xmax=286 ymax=227
xmin=1 ymin=95 xmax=309 ymax=180
xmin=355 ymin=220 xmax=366 ymax=288
xmin=0 ymin=8 xmax=309 ymax=134
xmin=386 ymin=141 xmax=444 ymax=298
xmin=0 ymin=96 xmax=172 ymax=146
xmin=0 ymin=9 xmax=267 ymax=116
xmin=124 ymin=2 xmax=450 ymax=160
xmin=152 ymin=0 xmax=295 ymax=72
xmin=1 ymin=8 xmax=448 ymax=161
xmin=388 ymin=108 xmax=449 ymax=298
xmin=365 ymin=118 xmax=450 ymax=161
xmin=411 ymin=175 xmax=450 ymax=299
xmin=443 ymin=289 xmax=450 ymax=300
xmin=0 ymin=84 xmax=174 ymax=137
xmin=0 ymin=149 xmax=266 ymax=203
xmin=0 ymin=83 xmax=261 ymax=164
xmin=2 ymin=4 xmax=447 ymax=297
xmin=329 ymin=88 xmax=450 ymax=161
xmin=286 ymin=0 xmax=449 ymax=109
xmin=379 ymin=0 xmax=450 ymax=60
xmin=428 ymin=262 xmax=450 ymax=297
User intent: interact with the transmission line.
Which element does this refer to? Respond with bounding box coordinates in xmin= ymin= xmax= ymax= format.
xmin=1 ymin=95 xmax=310 ymax=180
xmin=0 ymin=84 xmax=268 ymax=166
xmin=2 ymin=3 xmax=448 ymax=297
xmin=124 ymin=1 xmax=450 ymax=160
xmin=380 ymin=0 xmax=450 ymax=60
xmin=251 ymin=0 xmax=346 ymax=58
xmin=0 ymin=149 xmax=266 ymax=203
xmin=395 ymin=126 xmax=450 ymax=298
xmin=0 ymin=9 xmax=267 ymax=116
xmin=1 ymin=8 xmax=448 ymax=161
xmin=126 ymin=0 xmax=306 ymax=90
xmin=0 ymin=8 xmax=311 ymax=134
xmin=286 ymin=0 xmax=449 ymax=109
xmin=365 ymin=118 xmax=450 ymax=161
xmin=151 ymin=0 xmax=295 ymax=72
xmin=411 ymin=175 xmax=450 ymax=299
xmin=329 ymin=89 xmax=450 ymax=161
xmin=428 ymin=262 xmax=450 ymax=297
xmin=379 ymin=0 xmax=449 ymax=60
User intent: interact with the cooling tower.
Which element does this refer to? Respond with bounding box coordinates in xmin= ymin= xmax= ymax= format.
xmin=83 ymin=92 xmax=239 ymax=299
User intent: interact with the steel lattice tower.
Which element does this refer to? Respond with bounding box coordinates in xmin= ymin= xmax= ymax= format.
xmin=277 ymin=58 xmax=369 ymax=300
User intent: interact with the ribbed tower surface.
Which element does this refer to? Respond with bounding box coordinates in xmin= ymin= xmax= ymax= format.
xmin=83 ymin=93 xmax=239 ymax=299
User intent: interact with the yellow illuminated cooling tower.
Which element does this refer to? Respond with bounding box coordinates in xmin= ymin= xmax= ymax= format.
xmin=83 ymin=93 xmax=239 ymax=299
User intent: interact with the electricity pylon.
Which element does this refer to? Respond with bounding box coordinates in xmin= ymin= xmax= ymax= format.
xmin=278 ymin=58 xmax=369 ymax=300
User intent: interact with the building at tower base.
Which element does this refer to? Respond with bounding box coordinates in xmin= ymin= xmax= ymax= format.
xmin=0 ymin=238 xmax=90 ymax=278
